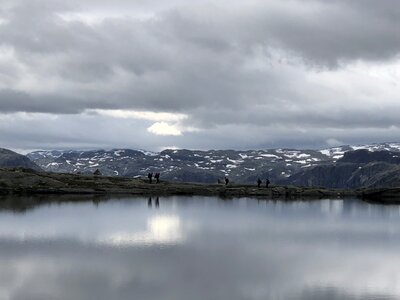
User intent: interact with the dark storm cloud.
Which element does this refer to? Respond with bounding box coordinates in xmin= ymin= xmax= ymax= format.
xmin=0 ymin=0 xmax=399 ymax=150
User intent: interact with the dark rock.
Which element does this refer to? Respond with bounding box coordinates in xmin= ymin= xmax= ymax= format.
xmin=0 ymin=148 xmax=42 ymax=171
xmin=339 ymin=149 xmax=400 ymax=164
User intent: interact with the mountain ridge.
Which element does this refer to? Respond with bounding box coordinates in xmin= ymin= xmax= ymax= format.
xmin=0 ymin=148 xmax=42 ymax=171
xmin=25 ymin=142 xmax=400 ymax=188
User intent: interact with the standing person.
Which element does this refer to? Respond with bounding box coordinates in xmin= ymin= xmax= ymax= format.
xmin=155 ymin=172 xmax=160 ymax=184
xmin=257 ymin=178 xmax=262 ymax=188
xmin=225 ymin=177 xmax=229 ymax=186
xmin=266 ymin=179 xmax=270 ymax=188
xmin=147 ymin=172 xmax=153 ymax=184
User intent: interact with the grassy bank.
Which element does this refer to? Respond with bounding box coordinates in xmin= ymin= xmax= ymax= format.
xmin=0 ymin=168 xmax=361 ymax=199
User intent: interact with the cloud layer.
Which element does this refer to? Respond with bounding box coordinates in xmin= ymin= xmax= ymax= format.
xmin=0 ymin=0 xmax=399 ymax=151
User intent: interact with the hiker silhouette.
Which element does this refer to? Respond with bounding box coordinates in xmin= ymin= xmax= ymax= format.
xmin=266 ymin=179 xmax=270 ymax=188
xmin=257 ymin=178 xmax=262 ymax=188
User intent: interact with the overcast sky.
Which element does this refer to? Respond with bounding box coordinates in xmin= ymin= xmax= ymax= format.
xmin=0 ymin=0 xmax=399 ymax=152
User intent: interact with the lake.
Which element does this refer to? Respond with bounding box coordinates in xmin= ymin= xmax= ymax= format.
xmin=0 ymin=196 xmax=400 ymax=300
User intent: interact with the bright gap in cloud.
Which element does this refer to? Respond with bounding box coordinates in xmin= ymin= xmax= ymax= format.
xmin=147 ymin=122 xmax=182 ymax=136
xmin=57 ymin=11 xmax=156 ymax=24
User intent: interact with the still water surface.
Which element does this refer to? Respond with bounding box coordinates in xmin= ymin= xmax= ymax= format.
xmin=1 ymin=196 xmax=400 ymax=300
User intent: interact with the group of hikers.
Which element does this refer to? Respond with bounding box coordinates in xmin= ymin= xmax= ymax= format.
xmin=146 ymin=171 xmax=270 ymax=188
xmin=257 ymin=178 xmax=270 ymax=188
xmin=147 ymin=172 xmax=160 ymax=184
xmin=218 ymin=177 xmax=270 ymax=188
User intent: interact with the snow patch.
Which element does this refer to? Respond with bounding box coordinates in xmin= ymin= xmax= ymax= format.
xmin=260 ymin=154 xmax=279 ymax=158
xmin=210 ymin=159 xmax=223 ymax=163
xmin=114 ymin=150 xmax=124 ymax=156
xmin=138 ymin=149 xmax=158 ymax=156
xmin=227 ymin=158 xmax=244 ymax=164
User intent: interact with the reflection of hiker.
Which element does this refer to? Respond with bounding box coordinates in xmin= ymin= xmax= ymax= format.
xmin=225 ymin=177 xmax=229 ymax=186
xmin=147 ymin=172 xmax=153 ymax=184
xmin=257 ymin=178 xmax=262 ymax=188
xmin=155 ymin=197 xmax=159 ymax=207
xmin=155 ymin=172 xmax=160 ymax=184
xmin=266 ymin=179 xmax=270 ymax=188
xmin=148 ymin=197 xmax=152 ymax=207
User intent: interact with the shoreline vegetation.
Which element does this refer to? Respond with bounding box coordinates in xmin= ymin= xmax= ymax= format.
xmin=0 ymin=168 xmax=398 ymax=203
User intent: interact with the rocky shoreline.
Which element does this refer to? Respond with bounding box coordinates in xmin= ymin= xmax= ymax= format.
xmin=0 ymin=168 xmax=398 ymax=202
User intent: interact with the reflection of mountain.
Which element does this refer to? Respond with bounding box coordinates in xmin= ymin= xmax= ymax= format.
xmin=26 ymin=142 xmax=400 ymax=188
xmin=0 ymin=195 xmax=114 ymax=213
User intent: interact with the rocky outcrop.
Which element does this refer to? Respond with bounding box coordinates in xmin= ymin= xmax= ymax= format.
xmin=0 ymin=148 xmax=41 ymax=171
xmin=339 ymin=149 xmax=400 ymax=164
xmin=286 ymin=162 xmax=400 ymax=189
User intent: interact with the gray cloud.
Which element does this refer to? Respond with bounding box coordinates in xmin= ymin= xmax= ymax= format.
xmin=0 ymin=0 xmax=399 ymax=150
xmin=253 ymin=0 xmax=400 ymax=66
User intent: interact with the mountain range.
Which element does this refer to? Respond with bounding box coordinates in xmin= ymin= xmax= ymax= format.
xmin=25 ymin=142 xmax=400 ymax=189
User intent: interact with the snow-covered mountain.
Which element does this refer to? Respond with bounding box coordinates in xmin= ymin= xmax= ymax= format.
xmin=27 ymin=142 xmax=400 ymax=184
xmin=319 ymin=142 xmax=400 ymax=160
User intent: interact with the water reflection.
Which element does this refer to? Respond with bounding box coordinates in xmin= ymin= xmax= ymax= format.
xmin=0 ymin=196 xmax=400 ymax=300
xmin=147 ymin=196 xmax=160 ymax=208
xmin=100 ymin=215 xmax=182 ymax=247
